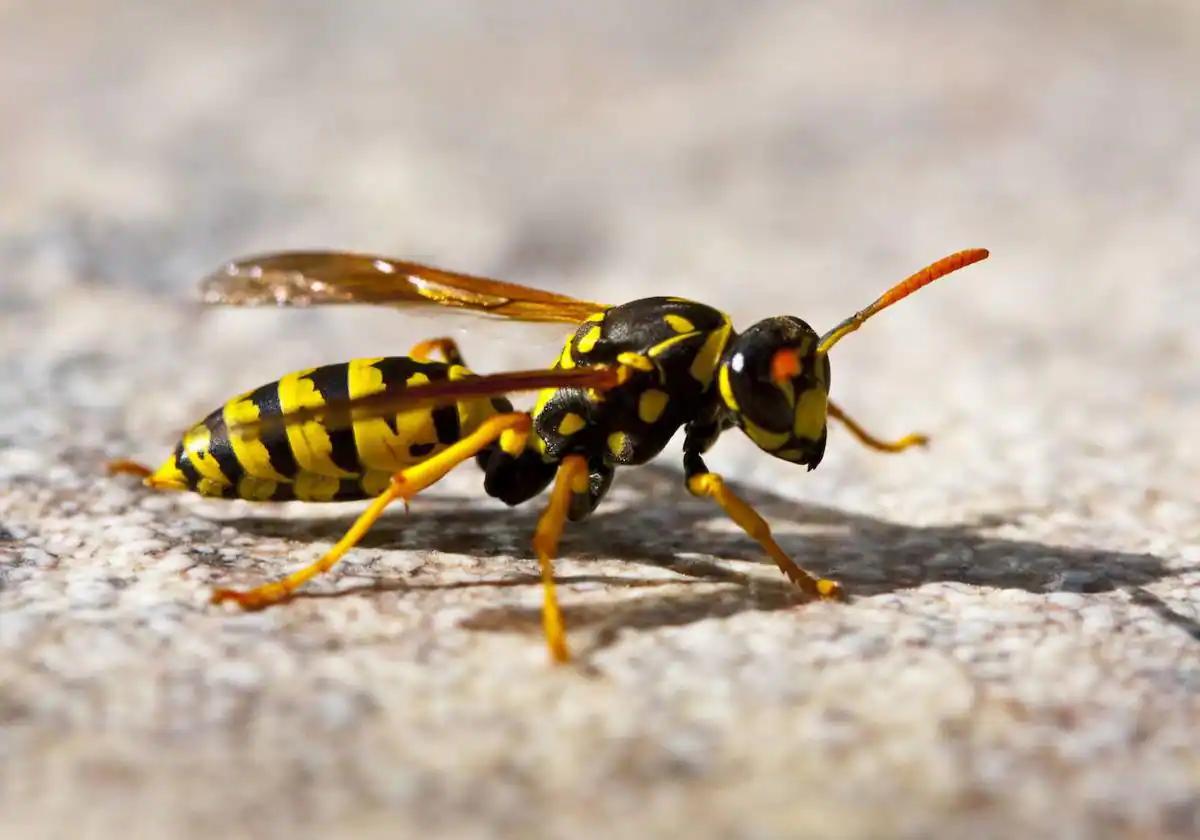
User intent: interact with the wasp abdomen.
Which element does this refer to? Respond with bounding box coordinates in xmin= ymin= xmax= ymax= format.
xmin=148 ymin=356 xmax=507 ymax=501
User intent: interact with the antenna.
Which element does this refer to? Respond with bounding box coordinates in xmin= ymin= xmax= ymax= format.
xmin=816 ymin=248 xmax=990 ymax=355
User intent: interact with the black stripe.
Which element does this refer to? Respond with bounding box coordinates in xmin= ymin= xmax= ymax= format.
xmin=408 ymin=442 xmax=436 ymax=458
xmin=335 ymin=478 xmax=370 ymax=501
xmin=432 ymin=405 xmax=460 ymax=445
xmin=248 ymin=381 xmax=299 ymax=478
xmin=175 ymin=443 xmax=201 ymax=491
xmin=373 ymin=356 xmax=451 ymax=436
xmin=302 ymin=363 xmax=360 ymax=474
xmin=203 ymin=410 xmax=244 ymax=486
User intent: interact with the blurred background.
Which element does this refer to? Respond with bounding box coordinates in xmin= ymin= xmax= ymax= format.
xmin=2 ymin=2 xmax=1198 ymax=838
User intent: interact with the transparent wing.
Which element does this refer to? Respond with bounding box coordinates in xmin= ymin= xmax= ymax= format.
xmin=200 ymin=251 xmax=607 ymax=323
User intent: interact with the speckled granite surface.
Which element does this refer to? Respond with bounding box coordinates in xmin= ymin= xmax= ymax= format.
xmin=2 ymin=2 xmax=1199 ymax=838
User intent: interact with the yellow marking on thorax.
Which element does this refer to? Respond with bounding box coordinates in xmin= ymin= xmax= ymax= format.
xmin=558 ymin=342 xmax=576 ymax=369
xmin=663 ymin=314 xmax=695 ymax=333
xmin=576 ymin=325 xmax=602 ymax=354
xmin=647 ymin=332 xmax=697 ymax=359
xmin=689 ymin=320 xmax=732 ymax=387
xmin=223 ymin=391 xmax=289 ymax=481
xmin=277 ymin=369 xmax=354 ymax=478
xmin=558 ymin=412 xmax=586 ymax=436
xmin=638 ymin=390 xmax=669 ymax=423
xmin=792 ymin=388 xmax=828 ymax=441
xmin=617 ymin=351 xmax=656 ymax=371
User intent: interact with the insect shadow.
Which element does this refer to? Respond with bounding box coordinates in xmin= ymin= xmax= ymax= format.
xmin=217 ymin=464 xmax=1173 ymax=656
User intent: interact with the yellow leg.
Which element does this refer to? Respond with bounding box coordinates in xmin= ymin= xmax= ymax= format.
xmin=530 ymin=454 xmax=589 ymax=664
xmin=107 ymin=459 xmax=153 ymax=478
xmin=212 ymin=412 xmax=532 ymax=610
xmin=827 ymin=400 xmax=928 ymax=453
xmin=687 ymin=471 xmax=844 ymax=600
xmin=409 ymin=337 xmax=464 ymax=366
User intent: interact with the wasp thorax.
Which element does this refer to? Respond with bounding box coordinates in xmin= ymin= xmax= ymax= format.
xmin=717 ymin=316 xmax=831 ymax=469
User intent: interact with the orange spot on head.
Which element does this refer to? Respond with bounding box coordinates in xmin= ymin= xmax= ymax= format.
xmin=770 ymin=349 xmax=801 ymax=384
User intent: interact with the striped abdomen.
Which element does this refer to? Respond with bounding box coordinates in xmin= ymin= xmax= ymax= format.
xmin=148 ymin=357 xmax=508 ymax=501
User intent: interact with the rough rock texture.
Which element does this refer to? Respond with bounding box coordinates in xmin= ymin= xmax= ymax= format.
xmin=2 ymin=2 xmax=1198 ymax=838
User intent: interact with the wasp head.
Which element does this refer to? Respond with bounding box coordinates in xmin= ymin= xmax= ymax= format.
xmin=717 ymin=316 xmax=830 ymax=470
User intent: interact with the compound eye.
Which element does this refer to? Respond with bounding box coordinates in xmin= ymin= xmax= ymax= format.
xmin=728 ymin=350 xmax=797 ymax=431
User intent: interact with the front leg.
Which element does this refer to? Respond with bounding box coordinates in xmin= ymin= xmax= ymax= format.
xmin=681 ymin=446 xmax=843 ymax=600
xmin=827 ymin=399 xmax=928 ymax=453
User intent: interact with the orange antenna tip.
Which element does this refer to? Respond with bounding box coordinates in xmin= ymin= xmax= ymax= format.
xmin=817 ymin=248 xmax=989 ymax=354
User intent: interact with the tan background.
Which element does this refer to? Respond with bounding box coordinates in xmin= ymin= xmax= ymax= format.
xmin=1 ymin=2 xmax=1198 ymax=838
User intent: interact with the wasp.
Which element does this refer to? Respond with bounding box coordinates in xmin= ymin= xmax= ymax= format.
xmin=110 ymin=248 xmax=989 ymax=662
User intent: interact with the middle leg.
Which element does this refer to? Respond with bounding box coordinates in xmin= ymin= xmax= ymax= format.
xmin=530 ymin=454 xmax=589 ymax=664
xmin=408 ymin=336 xmax=466 ymax=366
xmin=683 ymin=450 xmax=843 ymax=600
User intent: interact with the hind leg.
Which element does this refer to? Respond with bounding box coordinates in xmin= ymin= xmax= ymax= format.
xmin=212 ymin=412 xmax=532 ymax=610
xmin=408 ymin=337 xmax=465 ymax=366
xmin=107 ymin=459 xmax=154 ymax=478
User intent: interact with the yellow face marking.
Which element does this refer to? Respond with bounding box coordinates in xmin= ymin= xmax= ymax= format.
xmin=742 ymin=418 xmax=789 ymax=452
xmin=664 ymin=314 xmax=695 ymax=333
xmin=576 ymin=325 xmax=602 ymax=355
xmin=616 ymin=351 xmax=656 ymax=372
xmin=278 ymin=370 xmax=354 ymax=478
xmin=293 ymin=471 xmax=341 ymax=502
xmin=223 ymin=392 xmax=289 ymax=482
xmin=792 ymin=387 xmax=828 ymax=441
xmin=638 ymin=389 xmax=669 ymax=424
xmin=689 ymin=320 xmax=732 ymax=387
xmin=717 ymin=364 xmax=739 ymax=412
xmin=607 ymin=431 xmax=630 ymax=459
xmin=585 ymin=311 xmax=606 ymax=323
xmin=237 ymin=476 xmax=278 ymax=501
xmin=557 ymin=412 xmax=586 ymax=436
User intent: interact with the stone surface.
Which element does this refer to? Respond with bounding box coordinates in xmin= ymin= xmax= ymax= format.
xmin=2 ymin=2 xmax=1198 ymax=838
